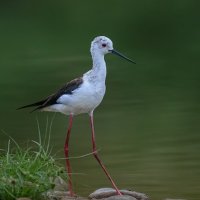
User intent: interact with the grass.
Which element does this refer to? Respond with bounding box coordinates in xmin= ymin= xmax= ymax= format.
xmin=0 ymin=118 xmax=68 ymax=200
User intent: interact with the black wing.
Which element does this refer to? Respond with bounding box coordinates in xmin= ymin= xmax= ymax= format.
xmin=17 ymin=77 xmax=83 ymax=112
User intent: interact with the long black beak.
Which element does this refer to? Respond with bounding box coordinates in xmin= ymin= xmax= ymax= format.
xmin=109 ymin=49 xmax=136 ymax=64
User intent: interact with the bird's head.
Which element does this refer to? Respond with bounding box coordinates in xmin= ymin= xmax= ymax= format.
xmin=90 ymin=36 xmax=135 ymax=64
xmin=91 ymin=36 xmax=113 ymax=55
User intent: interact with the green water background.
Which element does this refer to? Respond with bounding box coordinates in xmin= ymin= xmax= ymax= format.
xmin=0 ymin=1 xmax=200 ymax=199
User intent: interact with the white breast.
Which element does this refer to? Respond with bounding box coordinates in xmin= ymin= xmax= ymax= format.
xmin=46 ymin=78 xmax=105 ymax=115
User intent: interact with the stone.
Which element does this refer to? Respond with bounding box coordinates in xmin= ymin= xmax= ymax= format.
xmin=89 ymin=188 xmax=117 ymax=199
xmin=89 ymin=188 xmax=149 ymax=200
xmin=46 ymin=190 xmax=88 ymax=200
xmin=120 ymin=189 xmax=149 ymax=200
xmin=16 ymin=198 xmax=32 ymax=200
xmin=46 ymin=190 xmax=71 ymax=199
xmin=54 ymin=176 xmax=69 ymax=191
xmin=101 ymin=195 xmax=137 ymax=200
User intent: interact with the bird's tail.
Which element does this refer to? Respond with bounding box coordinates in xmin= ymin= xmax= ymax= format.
xmin=17 ymin=100 xmax=46 ymax=111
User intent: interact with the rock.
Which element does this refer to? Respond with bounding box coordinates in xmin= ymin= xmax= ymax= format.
xmin=89 ymin=188 xmax=117 ymax=199
xmin=89 ymin=188 xmax=149 ymax=200
xmin=120 ymin=189 xmax=149 ymax=200
xmin=101 ymin=195 xmax=137 ymax=200
xmin=54 ymin=176 xmax=69 ymax=191
xmin=46 ymin=190 xmax=71 ymax=199
xmin=16 ymin=198 xmax=32 ymax=200
xmin=46 ymin=189 xmax=88 ymax=200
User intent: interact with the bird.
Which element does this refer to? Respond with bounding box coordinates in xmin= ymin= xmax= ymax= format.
xmin=18 ymin=36 xmax=135 ymax=196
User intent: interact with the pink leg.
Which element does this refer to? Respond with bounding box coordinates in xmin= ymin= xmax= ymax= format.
xmin=89 ymin=112 xmax=122 ymax=195
xmin=64 ymin=114 xmax=74 ymax=196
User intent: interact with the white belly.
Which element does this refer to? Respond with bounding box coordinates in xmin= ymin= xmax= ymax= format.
xmin=43 ymin=80 xmax=106 ymax=115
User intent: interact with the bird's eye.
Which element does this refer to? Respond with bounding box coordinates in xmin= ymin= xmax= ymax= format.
xmin=102 ymin=43 xmax=107 ymax=47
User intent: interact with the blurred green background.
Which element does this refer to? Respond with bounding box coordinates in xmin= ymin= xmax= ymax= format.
xmin=0 ymin=1 xmax=200 ymax=199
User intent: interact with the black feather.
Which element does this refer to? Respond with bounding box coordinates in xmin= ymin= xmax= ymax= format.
xmin=17 ymin=77 xmax=83 ymax=111
xmin=17 ymin=99 xmax=47 ymax=110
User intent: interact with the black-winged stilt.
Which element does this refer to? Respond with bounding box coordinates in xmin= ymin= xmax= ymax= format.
xmin=18 ymin=36 xmax=135 ymax=196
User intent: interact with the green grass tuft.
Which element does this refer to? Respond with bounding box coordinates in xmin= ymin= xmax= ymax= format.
xmin=0 ymin=119 xmax=68 ymax=200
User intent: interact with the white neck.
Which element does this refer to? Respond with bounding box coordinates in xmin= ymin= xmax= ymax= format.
xmin=90 ymin=51 xmax=107 ymax=82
